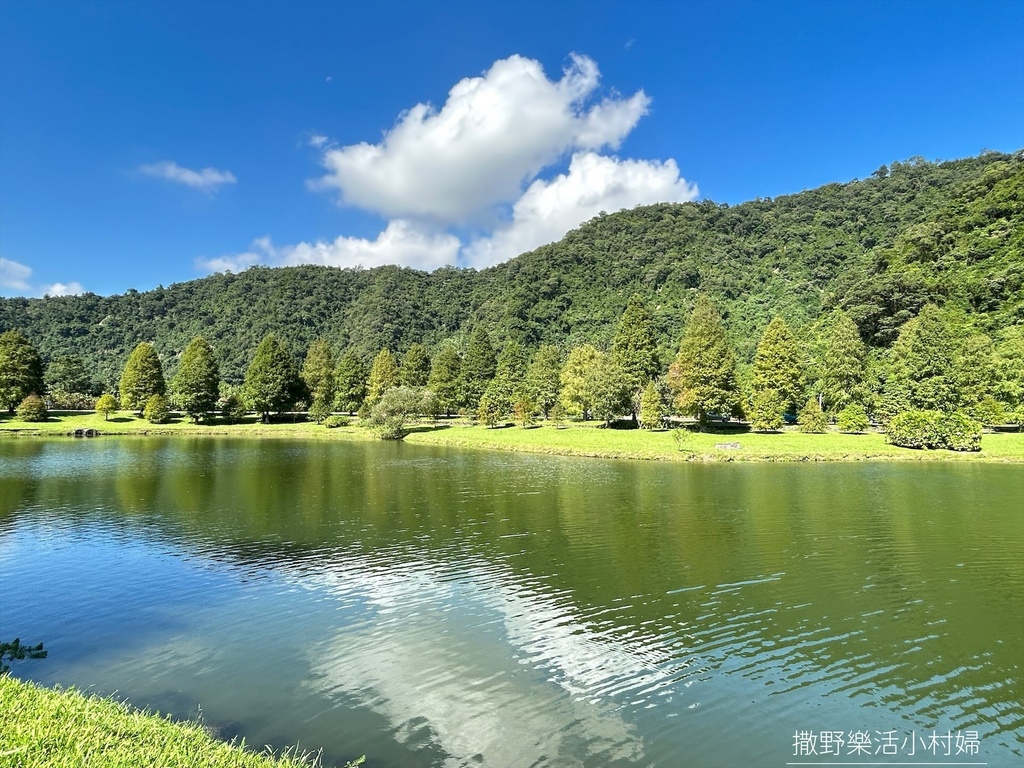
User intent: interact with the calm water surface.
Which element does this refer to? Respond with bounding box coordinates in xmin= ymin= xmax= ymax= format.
xmin=1 ymin=438 xmax=1021 ymax=767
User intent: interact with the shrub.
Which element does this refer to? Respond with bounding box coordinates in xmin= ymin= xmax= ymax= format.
xmin=886 ymin=409 xmax=981 ymax=451
xmin=797 ymin=397 xmax=828 ymax=433
xmin=376 ymin=415 xmax=408 ymax=440
xmin=836 ymin=403 xmax=870 ymax=433
xmin=49 ymin=390 xmax=97 ymax=410
xmin=143 ymin=394 xmax=170 ymax=424
xmin=95 ymin=393 xmax=119 ymax=420
xmin=16 ymin=394 xmax=47 ymax=422
xmin=323 ymin=415 xmax=349 ymax=428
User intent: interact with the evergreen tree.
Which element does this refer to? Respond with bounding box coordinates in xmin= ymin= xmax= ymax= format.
xmin=611 ymin=294 xmax=661 ymax=419
xmin=591 ymin=352 xmax=632 ymax=426
xmin=748 ymin=388 xmax=786 ymax=432
xmin=638 ymin=381 xmax=664 ymax=430
xmin=798 ymin=397 xmax=828 ymax=433
xmin=525 ymin=343 xmax=562 ymax=419
xmin=95 ymin=393 xmax=118 ymax=421
xmin=400 ymin=343 xmax=431 ymax=387
xmin=45 ymin=354 xmax=92 ymax=396
xmin=884 ymin=305 xmax=961 ymax=413
xmin=334 ymin=350 xmax=368 ymax=414
xmin=365 ymin=349 xmax=400 ymax=408
xmin=752 ymin=317 xmax=803 ymax=412
xmin=816 ymin=310 xmax=868 ymax=412
xmin=0 ymin=329 xmax=44 ymax=412
xmin=836 ymin=403 xmax=870 ymax=433
xmin=118 ymin=342 xmax=166 ymax=414
xmin=301 ymin=338 xmax=336 ymax=407
xmin=992 ymin=328 xmax=1024 ymax=409
xmin=459 ymin=327 xmax=496 ymax=411
xmin=489 ymin=340 xmax=529 ymax=412
xmin=667 ymin=296 xmax=739 ymax=426
xmin=559 ymin=344 xmax=600 ymax=420
xmin=171 ymin=336 xmax=220 ymax=422
xmin=143 ymin=393 xmax=170 ymax=424
xmin=243 ymin=335 xmax=301 ymax=422
xmin=428 ymin=344 xmax=462 ymax=417
xmin=955 ymin=334 xmax=996 ymax=412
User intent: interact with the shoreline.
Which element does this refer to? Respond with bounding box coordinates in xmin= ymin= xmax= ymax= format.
xmin=2 ymin=412 xmax=1022 ymax=463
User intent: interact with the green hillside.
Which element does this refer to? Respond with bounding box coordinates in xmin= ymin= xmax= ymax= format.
xmin=1 ymin=150 xmax=1020 ymax=389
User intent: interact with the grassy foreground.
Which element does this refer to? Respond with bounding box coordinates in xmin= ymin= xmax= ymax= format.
xmin=0 ymin=675 xmax=335 ymax=768
xmin=2 ymin=410 xmax=1022 ymax=462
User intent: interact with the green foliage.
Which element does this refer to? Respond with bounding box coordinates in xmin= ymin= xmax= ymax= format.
xmin=365 ymin=349 xmax=399 ymax=408
xmin=49 ymin=390 xmax=96 ymax=410
xmin=334 ymin=350 xmax=368 ymax=413
xmin=886 ymin=409 xmax=982 ymax=451
xmin=971 ymin=395 xmax=1007 ymax=426
xmin=0 ymin=329 xmax=44 ymax=411
xmin=525 ymin=343 xmax=562 ymax=418
xmin=399 ymin=343 xmax=431 ymax=386
xmin=243 ymin=335 xmax=301 ymax=421
xmin=836 ymin=403 xmax=871 ymax=433
xmin=813 ymin=310 xmax=868 ymax=412
xmin=45 ymin=354 xmax=93 ymax=396
xmin=171 ymin=336 xmax=220 ymax=422
xmin=748 ymin=389 xmax=786 ymax=432
xmin=460 ymin=327 xmax=496 ymax=411
xmin=308 ymin=395 xmax=333 ymax=424
xmin=301 ymin=338 xmax=336 ymax=409
xmin=365 ymin=385 xmax=433 ymax=439
xmin=220 ymin=393 xmax=247 ymax=424
xmin=16 ymin=393 xmax=47 ymax=422
xmin=513 ymin=393 xmax=536 ymax=428
xmin=559 ymin=344 xmax=600 ymax=419
xmin=590 ymin=352 xmax=632 ymax=426
xmin=611 ymin=294 xmax=660 ymax=411
xmin=323 ymin=414 xmax=349 ymax=428
xmin=427 ymin=344 xmax=462 ymax=417
xmin=884 ymin=305 xmax=961 ymax=412
xmin=143 ymin=393 xmax=170 ymax=424
xmin=638 ymin=381 xmax=664 ymax=430
xmin=477 ymin=389 xmax=504 ymax=427
xmin=667 ymin=296 xmax=739 ymax=425
xmin=992 ymin=328 xmax=1024 ymax=408
xmin=118 ymin=342 xmax=166 ymax=414
xmin=480 ymin=340 xmax=529 ymax=421
xmin=752 ymin=317 xmax=802 ymax=411
xmin=94 ymin=393 xmax=118 ymax=420
xmin=797 ymin=397 xmax=828 ymax=433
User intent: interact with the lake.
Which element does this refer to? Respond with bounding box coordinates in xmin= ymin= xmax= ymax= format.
xmin=1 ymin=437 xmax=1021 ymax=767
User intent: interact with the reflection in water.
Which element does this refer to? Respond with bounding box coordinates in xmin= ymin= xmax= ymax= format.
xmin=0 ymin=438 xmax=1021 ymax=767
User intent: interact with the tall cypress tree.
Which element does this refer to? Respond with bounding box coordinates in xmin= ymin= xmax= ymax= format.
xmin=243 ymin=335 xmax=301 ymax=422
xmin=171 ymin=336 xmax=220 ymax=422
xmin=0 ymin=329 xmax=44 ymax=412
xmin=334 ymin=350 xmax=368 ymax=414
xmin=525 ymin=343 xmax=563 ymax=419
xmin=427 ymin=344 xmax=462 ymax=417
xmin=559 ymin=344 xmax=601 ymax=420
xmin=611 ymin=294 xmax=661 ymax=419
xmin=752 ymin=317 xmax=803 ymax=413
xmin=118 ymin=342 xmax=166 ymax=414
xmin=302 ymin=338 xmax=336 ymax=405
xmin=885 ymin=304 xmax=961 ymax=413
xmin=459 ymin=327 xmax=496 ymax=411
xmin=667 ymin=296 xmax=739 ymax=426
xmin=365 ymin=349 xmax=400 ymax=408
xmin=816 ymin=310 xmax=867 ymax=412
xmin=400 ymin=343 xmax=431 ymax=387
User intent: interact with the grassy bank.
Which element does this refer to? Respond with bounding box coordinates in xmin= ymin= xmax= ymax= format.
xmin=0 ymin=675 xmax=337 ymax=768
xmin=2 ymin=410 xmax=1022 ymax=462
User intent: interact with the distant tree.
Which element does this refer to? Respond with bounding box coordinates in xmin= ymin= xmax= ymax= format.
xmin=221 ymin=393 xmax=247 ymax=424
xmin=611 ymin=294 xmax=661 ymax=420
xmin=243 ymin=335 xmax=301 ymax=422
xmin=171 ymin=336 xmax=220 ymax=422
xmin=334 ymin=351 xmax=368 ymax=414
xmin=301 ymin=338 xmax=336 ymax=410
xmin=477 ymin=389 xmax=504 ymax=427
xmin=748 ymin=388 xmax=786 ymax=432
xmin=94 ymin=393 xmax=118 ymax=421
xmin=559 ymin=344 xmax=600 ymax=420
xmin=427 ymin=344 xmax=462 ymax=417
xmin=752 ymin=317 xmax=803 ymax=413
xmin=308 ymin=396 xmax=333 ymax=424
xmin=815 ymin=310 xmax=868 ymax=412
xmin=591 ymin=352 xmax=632 ymax=426
xmin=16 ymin=394 xmax=47 ymax=422
xmin=955 ymin=334 xmax=996 ymax=413
xmin=45 ymin=354 xmax=92 ymax=396
xmin=118 ymin=342 xmax=166 ymax=414
xmin=667 ymin=296 xmax=739 ymax=427
xmin=836 ymin=403 xmax=870 ymax=433
xmin=459 ymin=327 xmax=496 ymax=411
xmin=638 ymin=381 xmax=664 ymax=430
xmin=481 ymin=340 xmax=529 ymax=420
xmin=365 ymin=349 xmax=400 ymax=409
xmin=797 ymin=397 xmax=828 ymax=433
xmin=525 ymin=344 xmax=562 ymax=419
xmin=0 ymin=330 xmax=45 ymax=412
xmin=400 ymin=343 xmax=431 ymax=387
xmin=365 ymin=385 xmax=432 ymax=439
xmin=992 ymin=328 xmax=1024 ymax=409
xmin=513 ymin=392 xmax=536 ymax=428
xmin=884 ymin=305 xmax=961 ymax=413
xmin=143 ymin=393 xmax=170 ymax=424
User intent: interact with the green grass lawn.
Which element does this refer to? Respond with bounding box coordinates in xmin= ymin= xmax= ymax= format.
xmin=2 ymin=410 xmax=1021 ymax=462
xmin=0 ymin=675 xmax=350 ymax=768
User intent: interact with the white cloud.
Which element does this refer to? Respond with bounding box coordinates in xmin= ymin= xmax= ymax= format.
xmin=463 ymin=152 xmax=698 ymax=268
xmin=309 ymin=134 xmax=329 ymax=149
xmin=42 ymin=281 xmax=85 ymax=296
xmin=312 ymin=53 xmax=650 ymax=224
xmin=139 ymin=161 xmax=237 ymax=193
xmin=0 ymin=257 xmax=33 ymax=292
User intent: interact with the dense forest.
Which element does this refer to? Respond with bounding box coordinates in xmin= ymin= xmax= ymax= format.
xmin=1 ymin=150 xmax=1021 ymax=394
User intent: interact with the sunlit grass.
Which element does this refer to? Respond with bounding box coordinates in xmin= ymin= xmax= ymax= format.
xmin=0 ymin=675 xmax=350 ymax=768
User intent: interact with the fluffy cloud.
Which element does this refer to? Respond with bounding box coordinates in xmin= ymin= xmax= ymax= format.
xmin=464 ymin=152 xmax=698 ymax=268
xmin=312 ymin=54 xmax=650 ymax=223
xmin=0 ymin=257 xmax=84 ymax=296
xmin=139 ymin=161 xmax=237 ymax=193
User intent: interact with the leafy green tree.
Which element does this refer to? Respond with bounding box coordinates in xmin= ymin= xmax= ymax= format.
xmin=118 ymin=342 xmax=166 ymax=414
xmin=477 ymin=389 xmax=504 ymax=427
xmin=513 ymin=393 xmax=536 ymax=428
xmin=481 ymin=341 xmax=529 ymax=420
xmin=95 ymin=393 xmax=118 ymax=420
xmin=559 ymin=344 xmax=600 ymax=420
xmin=667 ymin=296 xmax=739 ymax=426
xmin=334 ymin=351 xmax=368 ymax=414
xmin=301 ymin=338 xmax=336 ymax=409
xmin=591 ymin=352 xmax=632 ymax=426
xmin=884 ymin=305 xmax=965 ymax=414
xmin=525 ymin=344 xmax=562 ymax=419
xmin=797 ymin=397 xmax=828 ymax=433
xmin=992 ymin=328 xmax=1024 ymax=409
xmin=836 ymin=403 xmax=870 ymax=433
xmin=752 ymin=317 xmax=802 ymax=412
xmin=243 ymin=335 xmax=301 ymax=422
xmin=45 ymin=354 xmax=92 ymax=396
xmin=748 ymin=388 xmax=786 ymax=432
xmin=400 ymin=343 xmax=431 ymax=387
xmin=0 ymin=330 xmax=44 ymax=412
xmin=428 ymin=344 xmax=462 ymax=417
xmin=638 ymin=381 xmax=664 ymax=430
xmin=143 ymin=393 xmax=170 ymax=424
xmin=365 ymin=349 xmax=399 ymax=408
xmin=365 ymin=386 xmax=432 ymax=439
xmin=308 ymin=396 xmax=333 ymax=424
xmin=611 ymin=294 xmax=661 ymax=419
xmin=221 ymin=393 xmax=247 ymax=424
xmin=459 ymin=327 xmax=496 ymax=411
xmin=16 ymin=394 xmax=47 ymax=422
xmin=955 ymin=334 xmax=996 ymax=413
xmin=171 ymin=336 xmax=220 ymax=422
xmin=815 ymin=310 xmax=868 ymax=412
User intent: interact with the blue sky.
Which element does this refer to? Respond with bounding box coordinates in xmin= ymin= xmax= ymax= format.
xmin=1 ymin=0 xmax=1022 ymax=298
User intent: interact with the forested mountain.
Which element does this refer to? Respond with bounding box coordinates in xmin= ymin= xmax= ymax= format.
xmin=1 ymin=150 xmax=1020 ymax=390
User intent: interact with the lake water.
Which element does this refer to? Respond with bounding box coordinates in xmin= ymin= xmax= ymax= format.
xmin=1 ymin=437 xmax=1021 ymax=767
